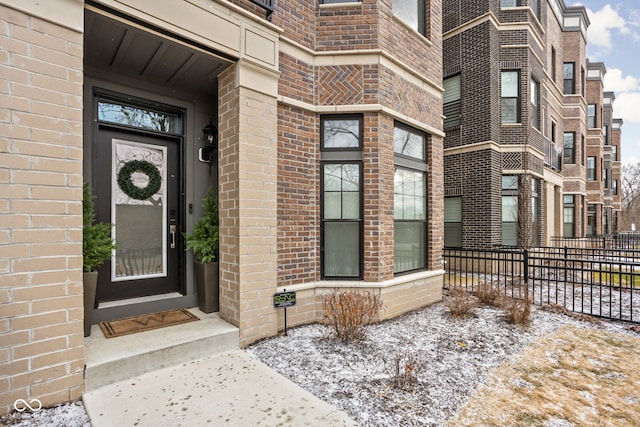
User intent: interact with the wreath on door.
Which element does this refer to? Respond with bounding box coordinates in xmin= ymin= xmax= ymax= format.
xmin=117 ymin=160 xmax=162 ymax=200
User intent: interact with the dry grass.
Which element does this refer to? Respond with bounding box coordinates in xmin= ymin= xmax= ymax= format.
xmin=448 ymin=325 xmax=640 ymax=426
xmin=475 ymin=282 xmax=502 ymax=306
xmin=445 ymin=287 xmax=479 ymax=318
xmin=499 ymin=294 xmax=532 ymax=326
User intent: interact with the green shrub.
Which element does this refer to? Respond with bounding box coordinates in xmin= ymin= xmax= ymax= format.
xmin=83 ymin=183 xmax=116 ymax=272
xmin=184 ymin=188 xmax=219 ymax=263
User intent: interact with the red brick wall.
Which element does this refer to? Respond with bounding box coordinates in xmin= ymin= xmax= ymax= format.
xmin=275 ymin=0 xmax=444 ymax=285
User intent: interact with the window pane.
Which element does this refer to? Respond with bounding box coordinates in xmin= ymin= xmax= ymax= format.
xmin=502 ymin=175 xmax=518 ymax=190
xmin=445 ymin=197 xmax=462 ymax=222
xmin=324 ymin=164 xmax=342 ymax=191
xmin=588 ymin=104 xmax=596 ymax=128
xmin=342 ymin=192 xmax=360 ymax=219
xmin=564 ymin=222 xmax=574 ymax=238
xmin=443 ymin=75 xmax=461 ymax=103
xmin=341 ymin=164 xmax=360 ymax=191
xmin=393 ymin=0 xmax=419 ymax=32
xmin=323 ymin=164 xmax=360 ymax=219
xmin=324 ymin=192 xmax=341 ymax=219
xmin=414 ymin=195 xmax=426 ymax=219
xmin=394 ymin=168 xmax=426 ymax=220
xmin=501 ymin=71 xmax=518 ymax=97
xmin=500 ymin=0 xmax=517 ymax=7
xmin=502 ymin=196 xmax=518 ymax=222
xmin=403 ymin=197 xmax=415 ymax=219
xmin=445 ymin=223 xmax=462 ymax=247
xmin=531 ymin=80 xmax=538 ymax=106
xmin=98 ymin=101 xmax=182 ymax=134
xmin=394 ymin=193 xmax=403 ymax=218
xmin=587 ymin=157 xmax=595 ymax=180
xmin=323 ymin=119 xmax=360 ymax=148
xmin=564 ymin=207 xmax=574 ymax=223
xmin=394 ymin=126 xmax=425 ymax=160
xmin=563 ymin=63 xmax=574 ymax=79
xmin=563 ymin=132 xmax=574 ymax=148
xmin=324 ymin=222 xmax=360 ymax=277
xmin=501 ymin=98 xmax=518 ymax=123
xmin=502 ymin=222 xmax=517 ymax=246
xmin=394 ymin=222 xmax=425 ymax=273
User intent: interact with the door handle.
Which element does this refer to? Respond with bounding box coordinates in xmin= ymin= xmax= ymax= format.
xmin=170 ymin=224 xmax=176 ymax=249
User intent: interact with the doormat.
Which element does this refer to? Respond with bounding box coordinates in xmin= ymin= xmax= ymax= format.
xmin=99 ymin=309 xmax=199 ymax=339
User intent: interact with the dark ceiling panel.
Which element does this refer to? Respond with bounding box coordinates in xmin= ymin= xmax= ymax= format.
xmin=84 ymin=10 xmax=232 ymax=96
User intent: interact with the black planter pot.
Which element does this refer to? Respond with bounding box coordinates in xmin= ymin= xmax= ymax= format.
xmin=83 ymin=271 xmax=98 ymax=337
xmin=194 ymin=261 xmax=219 ymax=313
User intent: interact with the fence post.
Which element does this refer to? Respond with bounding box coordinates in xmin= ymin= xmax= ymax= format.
xmin=523 ymin=249 xmax=529 ymax=285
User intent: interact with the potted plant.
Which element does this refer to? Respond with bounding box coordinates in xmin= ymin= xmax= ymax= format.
xmin=82 ymin=182 xmax=116 ymax=336
xmin=185 ymin=188 xmax=219 ymax=313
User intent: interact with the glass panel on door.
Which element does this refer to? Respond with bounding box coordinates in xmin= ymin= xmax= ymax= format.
xmin=112 ymin=139 xmax=167 ymax=281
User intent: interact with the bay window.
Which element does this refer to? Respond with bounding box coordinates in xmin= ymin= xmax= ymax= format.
xmin=394 ymin=123 xmax=428 ymax=274
xmin=321 ymin=116 xmax=363 ymax=279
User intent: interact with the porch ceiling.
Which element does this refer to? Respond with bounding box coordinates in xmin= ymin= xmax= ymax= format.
xmin=84 ymin=9 xmax=231 ymax=96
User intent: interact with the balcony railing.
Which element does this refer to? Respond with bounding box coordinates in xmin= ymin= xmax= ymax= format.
xmin=249 ymin=0 xmax=274 ymax=20
xmin=543 ymin=137 xmax=562 ymax=171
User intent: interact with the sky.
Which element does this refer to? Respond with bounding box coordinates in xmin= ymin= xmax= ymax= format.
xmin=573 ymin=1 xmax=640 ymax=164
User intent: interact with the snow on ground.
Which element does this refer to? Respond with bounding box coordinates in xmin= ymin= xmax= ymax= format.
xmin=247 ymin=300 xmax=638 ymax=426
xmin=0 ymin=400 xmax=90 ymax=427
xmin=3 ymin=298 xmax=637 ymax=427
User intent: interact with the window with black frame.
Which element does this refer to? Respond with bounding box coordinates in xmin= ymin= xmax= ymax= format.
xmin=563 ymin=63 xmax=575 ymax=95
xmin=502 ymin=175 xmax=518 ymax=247
xmin=587 ymin=204 xmax=596 ymax=236
xmin=392 ymin=0 xmax=427 ymax=36
xmin=588 ymin=104 xmax=597 ymax=128
xmin=444 ymin=196 xmax=462 ymax=247
xmin=564 ymin=195 xmax=575 ymax=237
xmin=587 ymin=156 xmax=596 ymax=181
xmin=501 ymin=70 xmax=520 ymax=124
xmin=320 ymin=116 xmax=363 ymax=279
xmin=530 ymin=77 xmax=540 ymax=130
xmin=564 ymin=132 xmax=575 ymax=164
xmin=443 ymin=74 xmax=461 ymax=129
xmin=393 ymin=123 xmax=427 ymax=274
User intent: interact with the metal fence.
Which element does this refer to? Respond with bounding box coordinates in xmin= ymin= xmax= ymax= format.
xmin=443 ymin=246 xmax=640 ymax=324
xmin=551 ymin=234 xmax=640 ymax=250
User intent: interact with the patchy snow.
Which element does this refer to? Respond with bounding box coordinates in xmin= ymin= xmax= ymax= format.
xmin=1 ymin=400 xmax=90 ymax=427
xmin=3 ymin=298 xmax=637 ymax=426
xmin=247 ymin=299 xmax=638 ymax=426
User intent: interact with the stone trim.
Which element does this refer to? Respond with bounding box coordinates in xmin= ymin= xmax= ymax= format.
xmin=279 ymin=39 xmax=443 ymax=98
xmin=278 ymin=96 xmax=445 ymax=138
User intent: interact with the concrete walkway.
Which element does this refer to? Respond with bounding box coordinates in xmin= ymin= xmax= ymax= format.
xmin=83 ymin=349 xmax=358 ymax=426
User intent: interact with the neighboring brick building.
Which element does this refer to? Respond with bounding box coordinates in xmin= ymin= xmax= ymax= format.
xmin=602 ymin=91 xmax=623 ymax=235
xmin=1 ymin=0 xmax=444 ymax=413
xmin=442 ymin=0 xmax=623 ymax=248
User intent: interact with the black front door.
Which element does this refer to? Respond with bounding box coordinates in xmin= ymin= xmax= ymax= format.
xmin=94 ymin=125 xmax=182 ymax=302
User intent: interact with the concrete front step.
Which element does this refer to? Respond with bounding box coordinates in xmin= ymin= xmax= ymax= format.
xmin=84 ymin=308 xmax=239 ymax=392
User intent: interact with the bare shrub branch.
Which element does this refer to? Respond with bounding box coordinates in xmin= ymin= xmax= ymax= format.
xmin=445 ymin=287 xmax=479 ymax=318
xmin=499 ymin=282 xmax=532 ymax=326
xmin=383 ymin=350 xmax=424 ymax=389
xmin=322 ymin=289 xmax=383 ymax=343
xmin=475 ymin=282 xmax=503 ymax=306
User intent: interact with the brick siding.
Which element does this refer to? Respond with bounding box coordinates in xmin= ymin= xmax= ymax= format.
xmin=0 ymin=4 xmax=84 ymax=415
